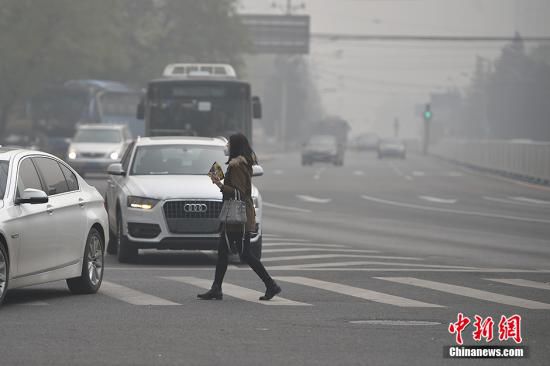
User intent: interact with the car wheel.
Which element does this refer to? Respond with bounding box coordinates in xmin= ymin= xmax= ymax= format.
xmin=67 ymin=228 xmax=104 ymax=294
xmin=0 ymin=241 xmax=9 ymax=306
xmin=117 ymin=212 xmax=137 ymax=263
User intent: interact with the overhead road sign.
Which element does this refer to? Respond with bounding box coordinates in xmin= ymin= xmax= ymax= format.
xmin=240 ymin=14 xmax=310 ymax=54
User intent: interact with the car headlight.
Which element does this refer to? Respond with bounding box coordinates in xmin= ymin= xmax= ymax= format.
xmin=110 ymin=151 xmax=120 ymax=160
xmin=68 ymin=151 xmax=77 ymax=160
xmin=252 ymin=196 xmax=259 ymax=208
xmin=127 ymin=196 xmax=160 ymax=210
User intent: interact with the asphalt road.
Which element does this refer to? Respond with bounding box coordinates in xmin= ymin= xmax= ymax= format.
xmin=1 ymin=150 xmax=549 ymax=366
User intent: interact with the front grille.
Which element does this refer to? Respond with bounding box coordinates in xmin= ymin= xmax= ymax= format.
xmin=128 ymin=223 xmax=161 ymax=239
xmin=163 ymin=200 xmax=223 ymax=234
xmin=164 ymin=200 xmax=223 ymax=219
xmin=80 ymin=152 xmax=106 ymax=159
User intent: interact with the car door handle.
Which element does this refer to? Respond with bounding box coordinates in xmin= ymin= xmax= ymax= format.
xmin=78 ymin=198 xmax=85 ymax=207
xmin=46 ymin=205 xmax=54 ymax=215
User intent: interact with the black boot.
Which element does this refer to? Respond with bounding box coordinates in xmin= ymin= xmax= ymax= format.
xmin=260 ymin=280 xmax=281 ymax=301
xmin=197 ymin=285 xmax=223 ymax=300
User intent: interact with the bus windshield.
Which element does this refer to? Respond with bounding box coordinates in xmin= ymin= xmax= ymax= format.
xmin=31 ymin=89 xmax=89 ymax=136
xmin=147 ymin=82 xmax=249 ymax=137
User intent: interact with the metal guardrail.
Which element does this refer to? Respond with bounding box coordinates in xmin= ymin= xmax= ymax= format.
xmin=431 ymin=139 xmax=550 ymax=185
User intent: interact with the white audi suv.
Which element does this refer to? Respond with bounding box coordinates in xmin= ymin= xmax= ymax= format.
xmin=0 ymin=147 xmax=108 ymax=306
xmin=104 ymin=137 xmax=263 ymax=263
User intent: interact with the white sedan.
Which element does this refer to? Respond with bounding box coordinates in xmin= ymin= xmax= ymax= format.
xmin=105 ymin=136 xmax=263 ymax=263
xmin=0 ymin=147 xmax=108 ymax=306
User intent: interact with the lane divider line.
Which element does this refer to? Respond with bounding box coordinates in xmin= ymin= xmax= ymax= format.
xmin=263 ymin=202 xmax=312 ymax=213
xmin=419 ymin=196 xmax=457 ymax=204
xmin=296 ymin=194 xmax=332 ymax=204
xmin=361 ymin=194 xmax=550 ymax=224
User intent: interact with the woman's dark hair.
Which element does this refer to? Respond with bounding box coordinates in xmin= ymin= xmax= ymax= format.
xmin=226 ymin=133 xmax=258 ymax=166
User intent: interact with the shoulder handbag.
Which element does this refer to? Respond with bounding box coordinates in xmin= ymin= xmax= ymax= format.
xmin=219 ymin=188 xmax=247 ymax=225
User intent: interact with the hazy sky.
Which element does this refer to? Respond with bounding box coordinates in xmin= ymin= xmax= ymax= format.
xmin=240 ymin=0 xmax=550 ymax=137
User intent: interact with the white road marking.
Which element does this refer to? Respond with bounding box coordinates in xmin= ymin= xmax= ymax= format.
xmin=105 ymin=266 xmax=550 ymax=273
xmin=419 ymin=196 xmax=457 ymax=204
xmin=262 ymin=248 xmax=381 ymax=254
xmin=275 ymin=276 xmax=443 ymax=308
xmin=263 ymin=243 xmax=346 ymax=248
xmin=483 ymin=196 xmax=550 ymax=208
xmin=412 ymin=171 xmax=425 ymax=177
xmin=510 ymin=197 xmax=550 ymax=205
xmin=486 ymin=278 xmax=550 ymax=291
xmin=389 ymin=162 xmax=404 ymax=177
xmin=361 ymin=194 xmax=550 ymax=224
xmin=377 ymin=277 xmax=550 ymax=310
xmin=163 ymin=276 xmax=310 ymax=306
xmin=296 ymin=195 xmax=332 ymax=204
xmin=267 ymin=261 xmax=475 ymax=270
xmin=100 ymin=281 xmax=180 ymax=306
xmin=262 ymin=254 xmax=424 ymax=263
xmin=262 ymin=202 xmax=312 ymax=213
xmin=24 ymin=301 xmax=49 ymax=306
xmin=313 ymin=167 xmax=326 ymax=180
xmin=353 ymin=170 xmax=365 ymax=176
xmin=263 ymin=238 xmax=311 ymax=243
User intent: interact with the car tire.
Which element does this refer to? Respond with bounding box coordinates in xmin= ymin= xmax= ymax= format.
xmin=117 ymin=212 xmax=138 ymax=263
xmin=67 ymin=228 xmax=104 ymax=294
xmin=0 ymin=240 xmax=9 ymax=306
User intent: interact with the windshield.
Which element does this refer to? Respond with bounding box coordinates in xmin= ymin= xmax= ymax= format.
xmin=100 ymin=92 xmax=141 ymax=119
xmin=31 ymin=89 xmax=89 ymax=136
xmin=74 ymin=129 xmax=122 ymax=143
xmin=0 ymin=161 xmax=8 ymax=199
xmin=131 ymin=145 xmax=226 ymax=176
xmin=148 ymin=82 xmax=249 ymax=137
xmin=309 ymin=135 xmax=337 ymax=147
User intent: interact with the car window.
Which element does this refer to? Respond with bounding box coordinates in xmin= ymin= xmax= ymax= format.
xmin=33 ymin=157 xmax=69 ymax=196
xmin=60 ymin=164 xmax=79 ymax=191
xmin=121 ymin=141 xmax=135 ymax=171
xmin=17 ymin=158 xmax=43 ymax=197
xmin=131 ymin=145 xmax=225 ymax=176
xmin=0 ymin=161 xmax=9 ymax=199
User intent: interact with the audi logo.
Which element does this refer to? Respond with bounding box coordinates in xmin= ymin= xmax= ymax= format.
xmin=184 ymin=203 xmax=208 ymax=213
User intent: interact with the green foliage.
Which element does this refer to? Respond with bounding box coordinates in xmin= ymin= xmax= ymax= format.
xmin=0 ymin=0 xmax=246 ymax=136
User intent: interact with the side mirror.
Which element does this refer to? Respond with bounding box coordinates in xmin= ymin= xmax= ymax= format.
xmin=16 ymin=188 xmax=48 ymax=205
xmin=252 ymin=165 xmax=264 ymax=177
xmin=107 ymin=163 xmax=126 ymax=176
xmin=252 ymin=96 xmax=262 ymax=119
xmin=136 ymin=100 xmax=145 ymax=120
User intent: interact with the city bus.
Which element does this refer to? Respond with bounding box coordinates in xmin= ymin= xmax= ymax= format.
xmin=138 ymin=64 xmax=262 ymax=143
xmin=29 ymin=80 xmax=143 ymax=156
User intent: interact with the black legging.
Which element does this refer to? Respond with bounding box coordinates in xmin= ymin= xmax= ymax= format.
xmin=214 ymin=231 xmax=272 ymax=287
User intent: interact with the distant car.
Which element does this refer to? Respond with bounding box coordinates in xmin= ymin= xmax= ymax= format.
xmin=104 ymin=136 xmax=264 ymax=263
xmin=377 ymin=138 xmax=406 ymax=159
xmin=353 ymin=133 xmax=379 ymax=151
xmin=67 ymin=124 xmax=133 ymax=176
xmin=0 ymin=147 xmax=108 ymax=306
xmin=302 ymin=135 xmax=343 ymax=166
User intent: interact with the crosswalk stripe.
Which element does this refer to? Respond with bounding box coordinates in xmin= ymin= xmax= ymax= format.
xmin=263 ymin=243 xmax=346 ymax=248
xmin=100 ymin=281 xmax=180 ymax=306
xmin=263 ymin=238 xmax=311 ymax=243
xmin=263 ymin=248 xmax=381 ymax=254
xmin=267 ymin=261 xmax=475 ymax=270
xmin=262 ymin=254 xmax=425 ymax=263
xmin=377 ymin=277 xmax=550 ymax=310
xmin=275 ymin=276 xmax=443 ymax=308
xmin=163 ymin=276 xmax=311 ymax=306
xmin=486 ymin=278 xmax=550 ymax=291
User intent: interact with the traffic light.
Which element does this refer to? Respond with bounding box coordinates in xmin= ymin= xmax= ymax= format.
xmin=424 ymin=104 xmax=432 ymax=121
